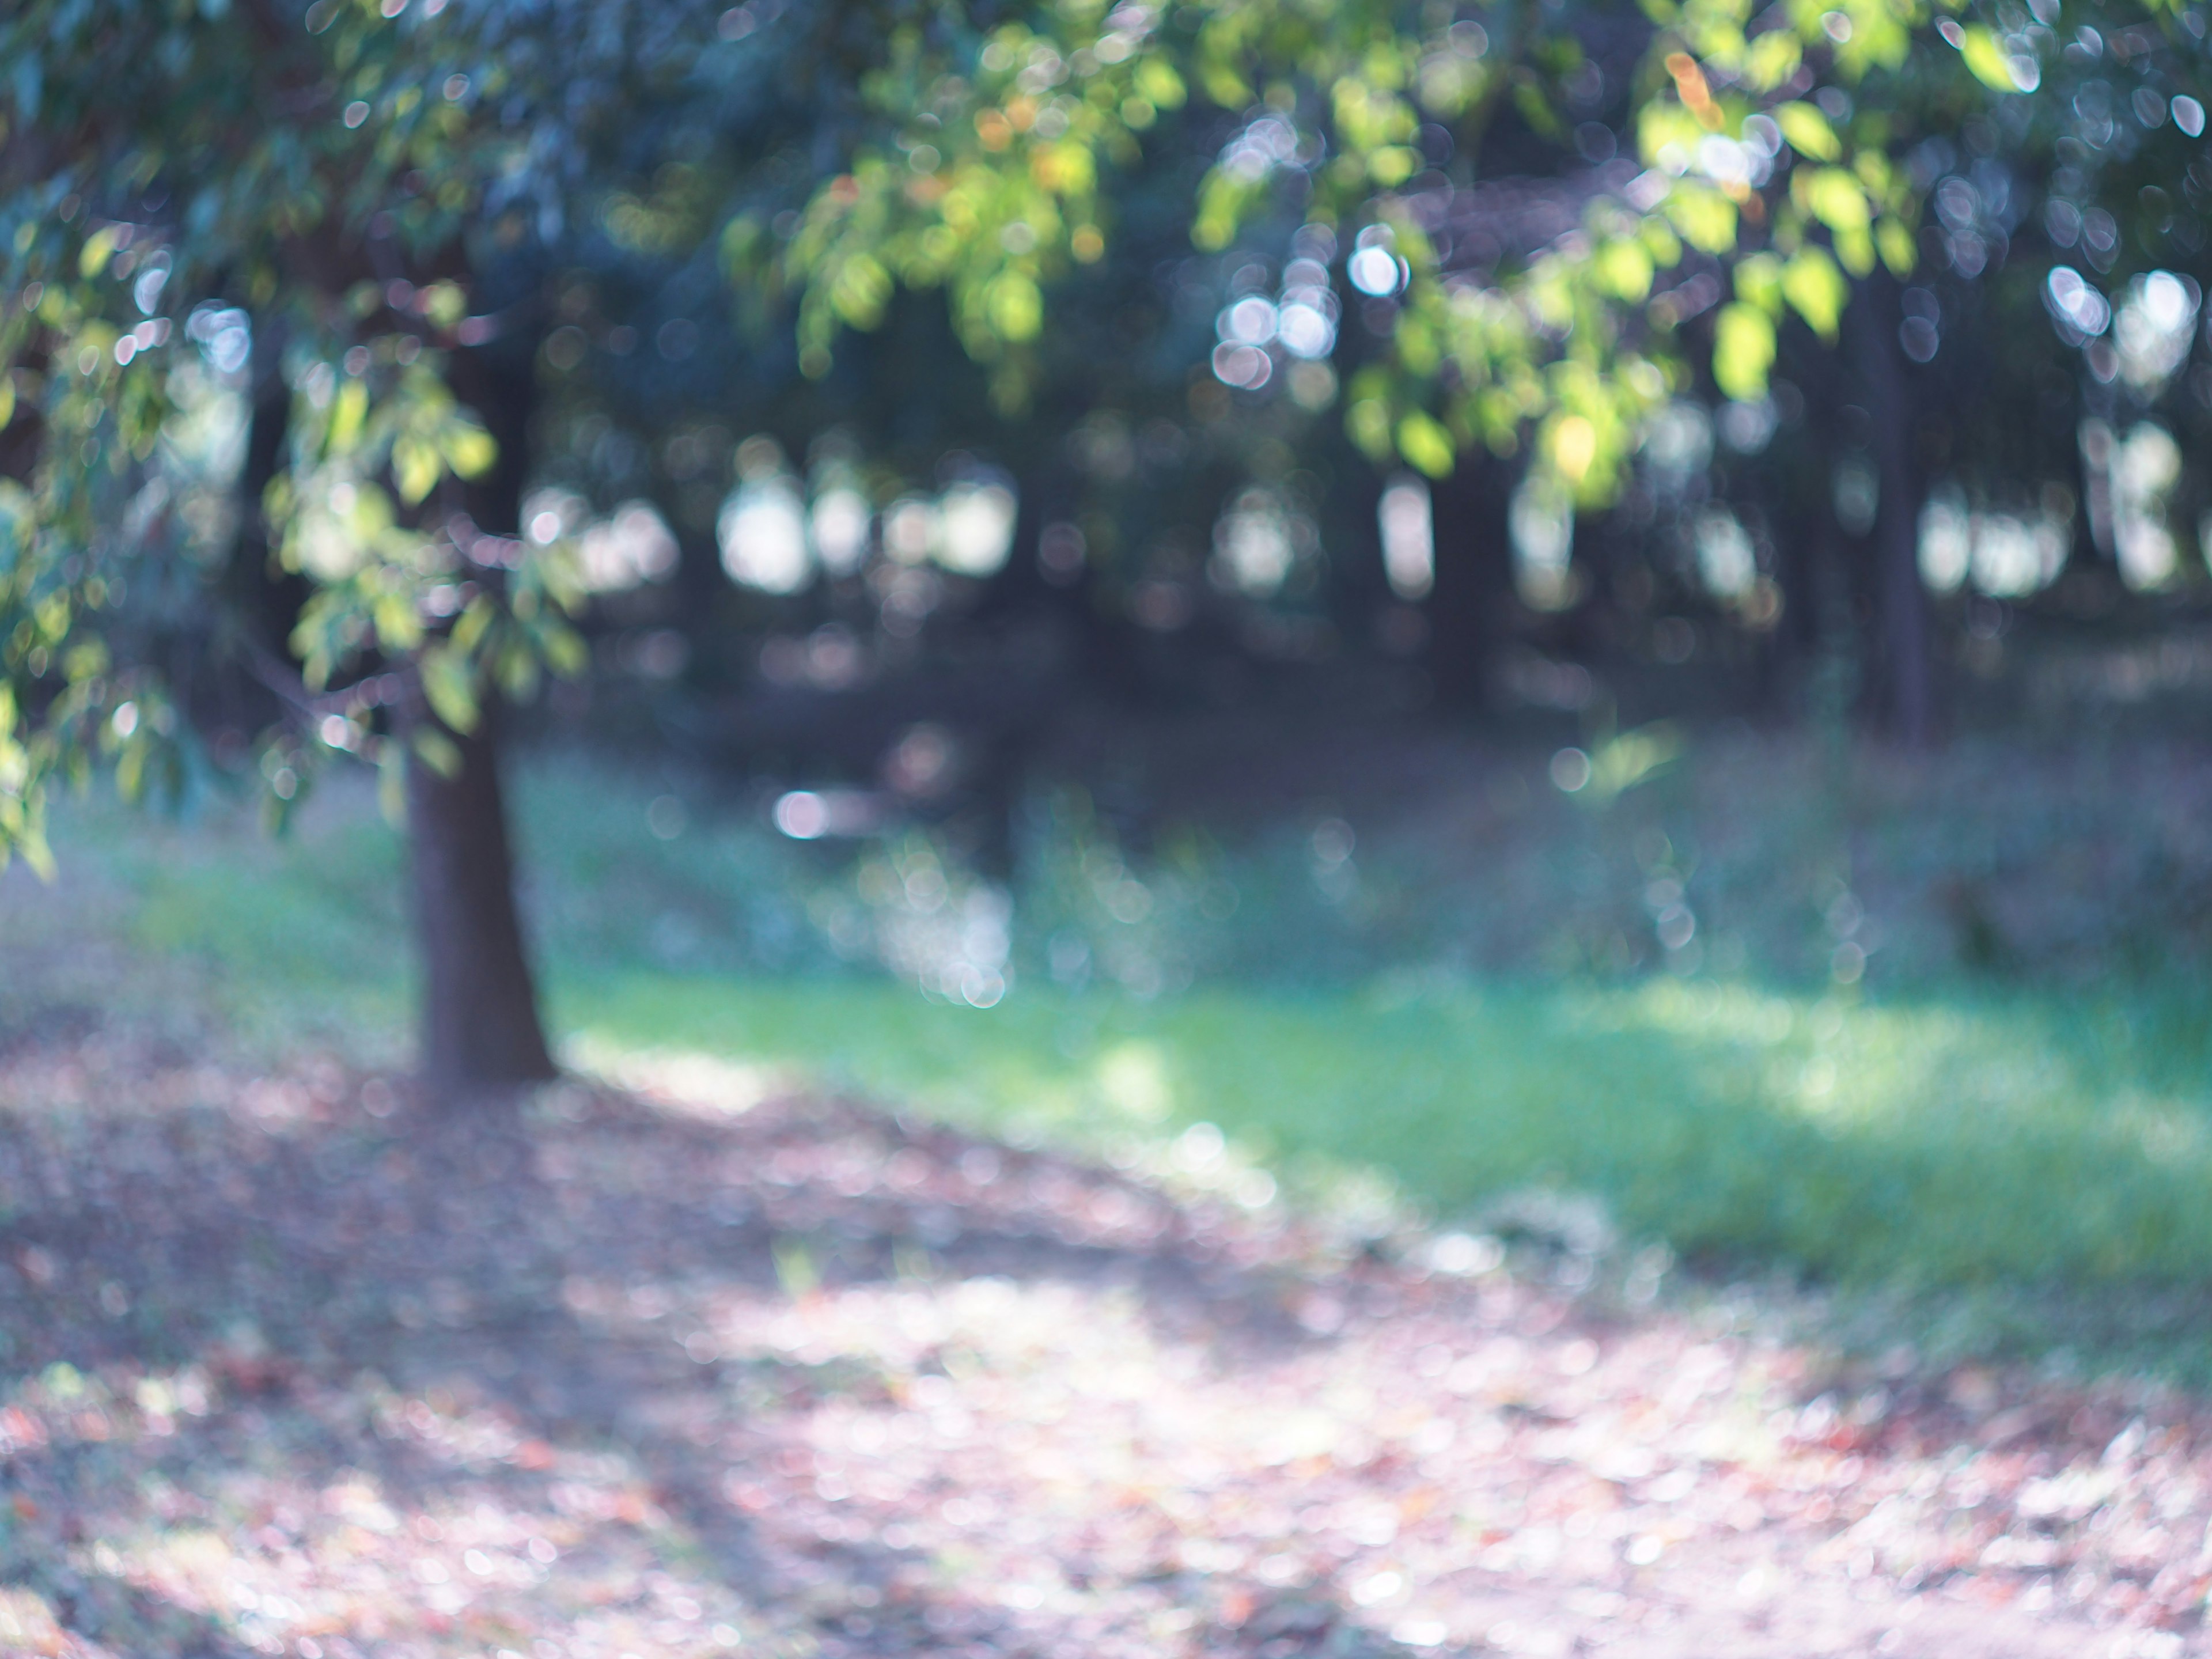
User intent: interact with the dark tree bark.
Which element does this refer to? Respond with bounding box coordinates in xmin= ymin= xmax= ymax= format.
xmin=406 ymin=696 xmax=556 ymax=1092
xmin=0 ymin=342 xmax=44 ymax=486
xmin=1760 ymin=463 xmax=1837 ymax=713
xmin=1423 ymin=452 xmax=1519 ymax=710
xmin=1729 ymin=445 xmax=1814 ymax=715
xmin=406 ymin=333 xmax=557 ymax=1096
xmin=964 ymin=458 xmax=1081 ymax=876
xmin=219 ymin=320 xmax=317 ymax=671
xmin=236 ymin=323 xmax=293 ymax=576
xmin=1846 ymin=274 xmax=1937 ymax=747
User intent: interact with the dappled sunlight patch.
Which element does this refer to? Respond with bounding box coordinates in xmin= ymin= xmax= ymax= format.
xmin=1094 ymin=1037 xmax=1176 ymax=1122
xmin=0 ymin=1587 xmax=78 ymax=1659
xmin=562 ymin=1035 xmax=796 ymax=1118
xmin=565 ymin=1019 xmax=1299 ymax=1233
xmin=682 ymin=1275 xmax=1170 ymax=1383
xmin=1556 ymin=979 xmax=2212 ymax=1283
xmin=2108 ymin=1097 xmax=2211 ymax=1167
xmin=35 ymin=1365 xmax=772 ymax=1659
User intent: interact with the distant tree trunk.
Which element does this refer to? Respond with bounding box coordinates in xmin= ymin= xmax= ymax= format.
xmin=974 ymin=453 xmax=1067 ymax=623
xmin=2066 ymin=391 xmax=2116 ymax=575
xmin=1424 ymin=451 xmax=1518 ymax=710
xmin=1847 ymin=274 xmax=1937 ymax=747
xmin=1755 ymin=463 xmax=1831 ymax=714
xmin=407 ymin=334 xmax=557 ymax=1097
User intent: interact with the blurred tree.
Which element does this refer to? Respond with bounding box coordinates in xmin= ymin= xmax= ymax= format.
xmin=768 ymin=0 xmax=2094 ymax=721
xmin=6 ymin=0 xmax=2200 ymax=1094
xmin=0 ymin=0 xmax=1088 ymax=1090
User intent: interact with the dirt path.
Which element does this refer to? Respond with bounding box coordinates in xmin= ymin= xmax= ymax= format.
xmin=0 ymin=1032 xmax=2202 ymax=1658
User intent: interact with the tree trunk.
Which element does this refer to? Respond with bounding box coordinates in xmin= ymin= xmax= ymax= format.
xmin=1847 ymin=274 xmax=1937 ymax=747
xmin=1424 ymin=452 xmax=1518 ymax=710
xmin=219 ymin=319 xmax=317 ymax=669
xmin=237 ymin=321 xmax=293 ymax=584
xmin=404 ymin=331 xmax=558 ymax=1097
xmin=406 ymin=697 xmax=557 ymax=1094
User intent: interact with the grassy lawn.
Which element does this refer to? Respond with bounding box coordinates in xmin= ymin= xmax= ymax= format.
xmin=562 ymin=970 xmax=2212 ymax=1293
xmin=14 ymin=752 xmax=2212 ymax=1369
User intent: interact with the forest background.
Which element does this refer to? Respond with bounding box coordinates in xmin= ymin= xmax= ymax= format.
xmin=6 ymin=2 xmax=2212 ymax=1652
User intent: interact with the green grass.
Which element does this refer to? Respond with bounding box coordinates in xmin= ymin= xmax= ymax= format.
xmin=563 ymin=970 xmax=2212 ymax=1290
xmin=14 ymin=757 xmax=2212 ymax=1369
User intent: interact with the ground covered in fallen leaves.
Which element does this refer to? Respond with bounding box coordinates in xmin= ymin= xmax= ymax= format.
xmin=0 ymin=1027 xmax=2207 ymax=1659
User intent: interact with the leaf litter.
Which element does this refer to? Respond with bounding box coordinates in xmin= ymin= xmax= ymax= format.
xmin=0 ymin=1028 xmax=2205 ymax=1658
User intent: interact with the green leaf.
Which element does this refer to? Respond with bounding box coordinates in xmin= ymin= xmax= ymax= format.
xmin=1781 ymin=245 xmax=1848 ymax=339
xmin=1772 ymin=101 xmax=1840 ymax=161
xmin=373 ymin=589 xmax=425 ymax=656
xmin=1877 ymin=217 xmax=1916 ymax=277
xmin=1368 ymin=146 xmax=1419 ymax=185
xmin=440 ymin=422 xmax=496 ymax=480
xmin=1733 ymin=252 xmax=1783 ymax=316
xmin=1801 ymin=168 xmax=1870 ymax=236
xmin=1637 ymin=96 xmax=1704 ymax=161
xmin=1960 ymin=25 xmax=2024 ymax=92
xmin=1584 ymin=722 xmax=1682 ymax=804
xmin=450 ymin=594 xmax=496 ymax=654
xmin=1544 ymin=411 xmax=1602 ymax=490
xmin=1834 ymin=225 xmax=1875 ymax=277
xmin=1347 ymin=397 xmax=1393 ymax=461
xmin=1396 ymin=411 xmax=1457 ymax=478
xmin=327 ymin=378 xmax=368 ymax=455
xmin=411 ymin=727 xmax=463 ymax=779
xmin=1712 ymin=302 xmax=1775 ymax=402
xmin=495 ymin=639 xmax=540 ymax=702
xmin=419 ymin=282 xmax=467 ymax=329
xmin=18 ymin=821 xmax=54 ymax=882
xmin=1513 ymin=77 xmax=1562 ymax=139
xmin=1594 ymin=238 xmax=1654 ymax=302
xmin=1664 ymin=183 xmax=1738 ymax=256
xmin=541 ymin=619 xmax=588 ymax=677
xmin=985 ymin=271 xmax=1043 ymax=341
xmin=392 ymin=434 xmax=440 ymax=505
xmin=63 ymin=638 xmax=108 ymax=680
xmin=78 ymin=226 xmax=117 ymax=278
xmin=1741 ymin=31 xmax=1802 ymax=93
xmin=1197 ymin=56 xmax=1252 ymax=109
xmin=1134 ymin=56 xmax=1185 ymax=109
xmin=831 ymin=253 xmax=893 ymax=329
xmin=418 ymin=645 xmax=480 ymax=735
